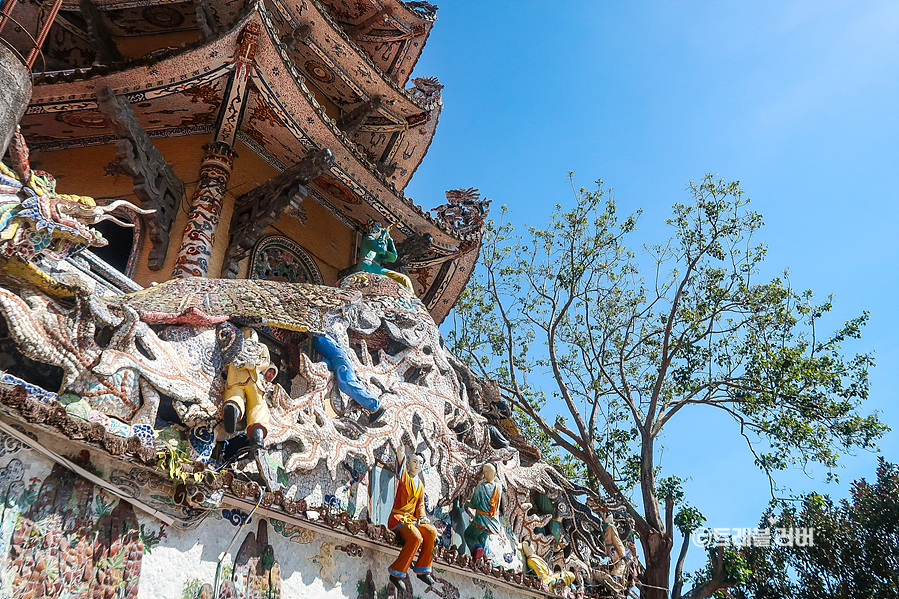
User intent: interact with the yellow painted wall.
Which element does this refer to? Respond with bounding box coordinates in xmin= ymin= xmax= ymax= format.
xmin=33 ymin=136 xmax=357 ymax=287
xmin=237 ymin=194 xmax=357 ymax=285
xmin=30 ymin=136 xmax=200 ymax=286
xmin=33 ymin=135 xmax=204 ymax=286
xmin=209 ymin=140 xmax=356 ymax=284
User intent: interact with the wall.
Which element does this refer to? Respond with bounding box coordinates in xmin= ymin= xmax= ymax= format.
xmin=29 ymin=135 xmax=205 ymax=287
xmin=0 ymin=430 xmax=542 ymax=599
xmin=31 ymin=135 xmax=355 ymax=286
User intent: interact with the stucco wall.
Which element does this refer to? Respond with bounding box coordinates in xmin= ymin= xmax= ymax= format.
xmin=0 ymin=433 xmax=542 ymax=599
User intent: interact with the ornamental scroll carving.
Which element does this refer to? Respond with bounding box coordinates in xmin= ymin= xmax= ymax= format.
xmin=221 ymin=148 xmax=334 ymax=278
xmin=96 ymin=86 xmax=185 ymax=270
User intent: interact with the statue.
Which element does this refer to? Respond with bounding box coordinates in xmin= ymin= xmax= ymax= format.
xmin=464 ymin=463 xmax=502 ymax=559
xmin=387 ymin=452 xmax=437 ymax=591
xmin=223 ymin=327 xmax=277 ymax=448
xmin=0 ymin=130 xmax=153 ymax=297
xmin=312 ymin=333 xmax=384 ymax=423
xmin=353 ymin=220 xmax=414 ymax=293
xmin=520 ymin=541 xmax=575 ymax=588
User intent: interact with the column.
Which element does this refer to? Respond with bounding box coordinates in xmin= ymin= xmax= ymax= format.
xmin=171 ymin=21 xmax=259 ymax=278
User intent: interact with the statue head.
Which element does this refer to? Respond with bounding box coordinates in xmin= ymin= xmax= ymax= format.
xmin=366 ymin=219 xmax=384 ymax=236
xmin=408 ymin=452 xmax=425 ymax=476
xmin=482 ymin=462 xmax=497 ymax=483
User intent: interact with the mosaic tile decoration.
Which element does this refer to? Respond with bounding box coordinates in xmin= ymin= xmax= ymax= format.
xmin=0 ymin=2 xmax=642 ymax=592
xmin=20 ymin=6 xmax=481 ymax=322
xmin=251 ymin=235 xmax=323 ymax=284
xmin=315 ymin=0 xmax=437 ymax=86
xmin=262 ymin=0 xmax=441 ymax=191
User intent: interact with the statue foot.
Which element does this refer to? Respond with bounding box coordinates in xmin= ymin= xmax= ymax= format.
xmin=367 ymin=405 xmax=385 ymax=425
xmin=487 ymin=424 xmax=510 ymax=449
xmin=388 ymin=574 xmax=404 ymax=592
xmin=224 ymin=404 xmax=239 ymax=434
xmin=416 ymin=573 xmax=436 ymax=587
xmin=249 ymin=426 xmax=265 ymax=448
xmin=472 ymin=546 xmax=485 ymax=560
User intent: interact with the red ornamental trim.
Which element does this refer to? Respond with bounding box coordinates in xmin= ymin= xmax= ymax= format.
xmin=237 ymin=22 xmax=262 ymax=64
xmin=234 ymin=21 xmax=262 ymax=79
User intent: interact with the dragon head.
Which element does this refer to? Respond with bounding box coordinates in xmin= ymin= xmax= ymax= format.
xmin=11 ymin=193 xmax=154 ymax=261
xmin=0 ymin=132 xmax=155 ymax=263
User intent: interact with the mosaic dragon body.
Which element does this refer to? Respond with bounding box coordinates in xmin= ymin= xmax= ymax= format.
xmin=0 ymin=271 xmax=636 ymax=587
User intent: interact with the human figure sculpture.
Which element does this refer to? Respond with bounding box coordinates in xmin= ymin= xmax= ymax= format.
xmin=464 ymin=463 xmax=502 ymax=559
xmin=312 ymin=333 xmax=384 ymax=423
xmin=521 ymin=541 xmax=575 ymax=587
xmin=387 ymin=452 xmax=437 ymax=590
xmin=353 ymin=219 xmax=414 ymax=293
xmin=223 ymin=327 xmax=277 ymax=448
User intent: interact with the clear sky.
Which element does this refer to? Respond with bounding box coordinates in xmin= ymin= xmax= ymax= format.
xmin=406 ymin=0 xmax=899 ymax=578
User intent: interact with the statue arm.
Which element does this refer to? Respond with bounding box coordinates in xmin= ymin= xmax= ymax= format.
xmin=415 ymin=492 xmax=425 ymax=519
xmin=358 ymin=235 xmax=377 ymax=261
xmin=383 ymin=236 xmax=398 ymax=263
xmin=395 ymin=454 xmax=404 ymax=478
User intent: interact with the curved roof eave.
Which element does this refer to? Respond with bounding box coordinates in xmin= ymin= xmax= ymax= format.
xmin=252 ymin=7 xmax=465 ymax=248
xmin=269 ymin=0 xmax=438 ymax=116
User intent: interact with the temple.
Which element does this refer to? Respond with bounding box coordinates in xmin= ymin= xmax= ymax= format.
xmin=0 ymin=2 xmax=640 ymax=598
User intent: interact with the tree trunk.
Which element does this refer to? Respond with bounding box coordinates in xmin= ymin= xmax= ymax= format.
xmin=671 ymin=530 xmax=691 ymax=599
xmin=682 ymin=547 xmax=731 ymax=599
xmin=641 ymin=528 xmax=673 ymax=599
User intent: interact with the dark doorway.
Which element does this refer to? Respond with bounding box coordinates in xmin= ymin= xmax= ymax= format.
xmin=89 ymin=218 xmax=135 ymax=274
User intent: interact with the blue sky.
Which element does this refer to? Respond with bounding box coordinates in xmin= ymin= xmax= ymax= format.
xmin=406 ymin=1 xmax=898 ymax=578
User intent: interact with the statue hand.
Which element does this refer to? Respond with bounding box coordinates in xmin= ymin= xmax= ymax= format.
xmin=418 ymin=516 xmax=430 ymax=526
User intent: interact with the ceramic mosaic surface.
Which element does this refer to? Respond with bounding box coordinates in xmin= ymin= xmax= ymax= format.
xmin=0 ymin=1 xmax=640 ymax=596
xmin=317 ymin=0 xmax=437 ymax=85
xmin=251 ymin=235 xmax=324 ymax=284
xmin=19 ymin=4 xmax=482 ymax=319
xmin=263 ymin=0 xmax=442 ymax=190
xmin=0 ymin=437 xmax=167 ymax=599
xmin=0 ymin=260 xmax=639 ymax=596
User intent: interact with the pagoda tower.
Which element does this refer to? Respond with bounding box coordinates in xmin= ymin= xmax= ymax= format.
xmin=0 ymin=3 xmax=640 ymax=598
xmin=1 ymin=0 xmax=483 ymax=322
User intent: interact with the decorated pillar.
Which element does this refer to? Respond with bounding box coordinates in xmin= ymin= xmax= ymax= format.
xmin=170 ymin=144 xmax=232 ymax=278
xmin=172 ymin=22 xmax=259 ymax=278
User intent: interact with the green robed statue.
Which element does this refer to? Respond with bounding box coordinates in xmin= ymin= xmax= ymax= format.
xmin=352 ymin=219 xmax=414 ymax=293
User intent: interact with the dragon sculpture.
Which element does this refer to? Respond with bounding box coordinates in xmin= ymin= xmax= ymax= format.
xmin=0 ymin=130 xmax=152 ymax=298
xmin=409 ymin=76 xmax=444 ymax=103
xmin=432 ymin=188 xmax=491 ymax=237
xmin=0 ymin=137 xmax=638 ymax=594
xmin=0 ymin=271 xmax=637 ymax=590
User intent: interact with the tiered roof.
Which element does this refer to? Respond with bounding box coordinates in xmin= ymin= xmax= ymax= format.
xmin=12 ymin=0 xmax=481 ymax=322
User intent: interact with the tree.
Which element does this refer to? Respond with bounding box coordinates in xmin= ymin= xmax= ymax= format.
xmin=735 ymin=458 xmax=899 ymax=599
xmin=449 ymin=175 xmax=886 ymax=598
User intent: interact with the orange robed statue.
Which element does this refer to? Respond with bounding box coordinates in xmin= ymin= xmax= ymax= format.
xmin=387 ymin=453 xmax=437 ymax=590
